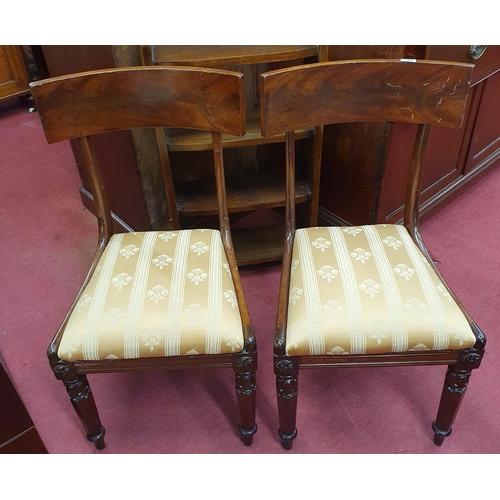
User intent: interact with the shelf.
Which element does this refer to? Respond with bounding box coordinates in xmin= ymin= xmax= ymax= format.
xmin=143 ymin=45 xmax=322 ymax=266
xmin=165 ymin=109 xmax=314 ymax=152
xmin=175 ymin=170 xmax=311 ymax=216
xmin=232 ymin=223 xmax=285 ymax=266
xmin=148 ymin=45 xmax=319 ymax=67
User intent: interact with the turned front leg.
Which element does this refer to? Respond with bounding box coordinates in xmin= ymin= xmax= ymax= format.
xmin=53 ymin=363 xmax=106 ymax=450
xmin=432 ymin=349 xmax=483 ymax=446
xmin=234 ymin=355 xmax=257 ymax=446
xmin=275 ymin=357 xmax=299 ymax=450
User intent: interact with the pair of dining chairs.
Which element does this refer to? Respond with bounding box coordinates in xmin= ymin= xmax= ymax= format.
xmin=30 ymin=59 xmax=485 ymax=451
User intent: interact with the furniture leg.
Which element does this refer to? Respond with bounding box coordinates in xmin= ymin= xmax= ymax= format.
xmin=432 ymin=348 xmax=484 ymax=446
xmin=53 ymin=364 xmax=105 ymax=450
xmin=234 ymin=355 xmax=257 ymax=446
xmin=275 ymin=358 xmax=299 ymax=450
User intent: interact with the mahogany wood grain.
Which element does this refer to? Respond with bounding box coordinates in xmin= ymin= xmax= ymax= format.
xmin=30 ymin=67 xmax=245 ymax=143
xmin=260 ymin=60 xmax=473 ymax=137
xmin=260 ymin=59 xmax=485 ymax=450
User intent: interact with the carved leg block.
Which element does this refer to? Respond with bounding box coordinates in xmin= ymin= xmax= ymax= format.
xmin=234 ymin=356 xmax=257 ymax=446
xmin=275 ymin=358 xmax=299 ymax=450
xmin=53 ymin=364 xmax=106 ymax=450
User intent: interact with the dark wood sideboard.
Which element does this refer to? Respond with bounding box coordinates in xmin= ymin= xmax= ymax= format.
xmin=40 ymin=45 xmax=500 ymax=261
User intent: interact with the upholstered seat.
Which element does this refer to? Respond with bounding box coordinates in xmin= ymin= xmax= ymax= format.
xmin=286 ymin=225 xmax=476 ymax=356
xmin=59 ymin=229 xmax=243 ymax=361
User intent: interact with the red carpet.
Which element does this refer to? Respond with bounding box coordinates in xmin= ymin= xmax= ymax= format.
xmin=1 ymin=98 xmax=499 ymax=455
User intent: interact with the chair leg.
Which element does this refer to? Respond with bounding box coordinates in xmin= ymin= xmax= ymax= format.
xmin=275 ymin=357 xmax=299 ymax=450
xmin=432 ymin=348 xmax=484 ymax=446
xmin=234 ymin=355 xmax=257 ymax=446
xmin=53 ymin=363 xmax=106 ymax=450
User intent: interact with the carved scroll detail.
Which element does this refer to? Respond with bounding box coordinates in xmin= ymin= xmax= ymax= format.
xmin=52 ymin=363 xmax=74 ymax=380
xmin=460 ymin=352 xmax=482 ymax=367
xmin=276 ymin=359 xmax=295 ymax=374
xmin=236 ymin=356 xmax=253 ymax=368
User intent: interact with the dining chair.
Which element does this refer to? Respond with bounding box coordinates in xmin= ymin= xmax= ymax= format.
xmin=259 ymin=59 xmax=485 ymax=449
xmin=30 ymin=66 xmax=257 ymax=449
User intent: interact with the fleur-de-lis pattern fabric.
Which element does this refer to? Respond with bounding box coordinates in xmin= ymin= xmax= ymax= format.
xmin=58 ymin=230 xmax=243 ymax=361
xmin=286 ymin=225 xmax=476 ymax=356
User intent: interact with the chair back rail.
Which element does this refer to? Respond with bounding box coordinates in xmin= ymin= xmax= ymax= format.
xmin=259 ymin=59 xmax=473 ymax=137
xmin=30 ymin=66 xmax=246 ymax=144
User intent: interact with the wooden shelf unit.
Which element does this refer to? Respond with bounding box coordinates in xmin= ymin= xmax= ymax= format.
xmin=142 ymin=45 xmax=320 ymax=67
xmin=143 ymin=45 xmax=324 ymax=265
xmin=232 ymin=223 xmax=285 ymax=266
xmin=175 ymin=170 xmax=311 ymax=216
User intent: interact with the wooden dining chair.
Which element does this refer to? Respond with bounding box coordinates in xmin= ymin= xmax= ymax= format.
xmin=259 ymin=59 xmax=486 ymax=449
xmin=30 ymin=66 xmax=257 ymax=449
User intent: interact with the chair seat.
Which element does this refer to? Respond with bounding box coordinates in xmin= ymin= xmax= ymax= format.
xmin=286 ymin=225 xmax=476 ymax=356
xmin=58 ymin=229 xmax=244 ymax=361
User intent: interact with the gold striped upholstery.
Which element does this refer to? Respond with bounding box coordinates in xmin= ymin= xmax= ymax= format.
xmin=58 ymin=229 xmax=243 ymax=361
xmin=286 ymin=225 xmax=476 ymax=356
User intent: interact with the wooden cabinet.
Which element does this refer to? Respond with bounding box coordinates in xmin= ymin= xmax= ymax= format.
xmin=0 ymin=45 xmax=30 ymax=102
xmin=319 ymin=45 xmax=500 ymax=226
xmin=463 ymin=68 xmax=500 ymax=175
xmin=0 ymin=355 xmax=47 ymax=453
